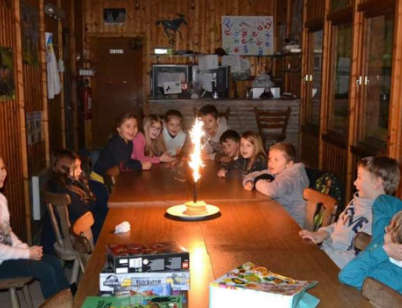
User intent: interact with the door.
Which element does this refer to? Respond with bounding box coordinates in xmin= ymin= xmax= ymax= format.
xmin=91 ymin=37 xmax=143 ymax=148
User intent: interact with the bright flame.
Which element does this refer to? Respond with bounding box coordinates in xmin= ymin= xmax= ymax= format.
xmin=188 ymin=118 xmax=205 ymax=182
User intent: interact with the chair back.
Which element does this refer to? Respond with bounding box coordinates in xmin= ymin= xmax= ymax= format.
xmin=303 ymin=188 xmax=337 ymax=231
xmin=362 ymin=277 xmax=402 ymax=308
xmin=71 ymin=211 xmax=95 ymax=253
xmin=41 ymin=191 xmax=73 ymax=251
xmin=254 ymin=107 xmax=291 ymax=148
xmin=353 ymin=232 xmax=372 ymax=251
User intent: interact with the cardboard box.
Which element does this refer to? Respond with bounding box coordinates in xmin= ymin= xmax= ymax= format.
xmin=107 ymin=242 xmax=190 ymax=273
xmin=100 ymin=270 xmax=190 ymax=293
xmin=82 ymin=295 xmax=183 ymax=308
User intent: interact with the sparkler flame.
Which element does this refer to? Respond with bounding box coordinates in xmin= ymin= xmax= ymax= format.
xmin=188 ymin=118 xmax=205 ymax=183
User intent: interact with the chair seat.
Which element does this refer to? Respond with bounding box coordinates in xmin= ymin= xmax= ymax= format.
xmin=0 ymin=277 xmax=33 ymax=289
xmin=362 ymin=277 xmax=402 ymax=307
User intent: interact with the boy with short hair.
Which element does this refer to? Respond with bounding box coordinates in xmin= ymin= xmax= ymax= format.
xmin=299 ymin=156 xmax=401 ymax=269
xmin=162 ymin=109 xmax=187 ymax=157
xmin=198 ymin=104 xmax=228 ymax=160
xmin=217 ymin=129 xmax=241 ymax=178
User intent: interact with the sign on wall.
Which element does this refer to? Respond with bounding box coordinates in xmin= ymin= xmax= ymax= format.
xmin=221 ymin=16 xmax=274 ymax=56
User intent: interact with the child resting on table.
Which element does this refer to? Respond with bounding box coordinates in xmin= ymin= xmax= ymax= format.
xmin=162 ymin=109 xmax=188 ymax=157
xmin=0 ymin=155 xmax=70 ymax=299
xmin=132 ymin=114 xmax=175 ymax=165
xmin=218 ymin=131 xmax=266 ymax=178
xmin=242 ymin=142 xmax=309 ymax=227
xmin=300 ymin=156 xmax=400 ymax=269
xmin=91 ymin=112 xmax=152 ymax=185
xmin=198 ymin=104 xmax=228 ymax=160
xmin=339 ymin=209 xmax=402 ymax=294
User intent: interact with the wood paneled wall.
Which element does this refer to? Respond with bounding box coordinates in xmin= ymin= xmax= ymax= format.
xmin=83 ymin=0 xmax=276 ymax=98
xmin=0 ymin=0 xmax=29 ymax=240
xmin=306 ymin=0 xmax=325 ymax=22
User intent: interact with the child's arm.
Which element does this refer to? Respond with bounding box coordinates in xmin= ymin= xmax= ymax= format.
xmin=338 ymin=245 xmax=389 ymax=290
xmin=242 ymin=170 xmax=269 ymax=189
xmin=299 ymin=229 xmax=329 ymax=244
xmin=255 ymin=172 xmax=291 ymax=198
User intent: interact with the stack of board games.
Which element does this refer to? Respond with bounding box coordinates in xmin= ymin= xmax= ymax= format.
xmin=209 ymin=262 xmax=317 ymax=308
xmin=81 ymin=295 xmax=183 ymax=308
xmin=100 ymin=242 xmax=190 ymax=296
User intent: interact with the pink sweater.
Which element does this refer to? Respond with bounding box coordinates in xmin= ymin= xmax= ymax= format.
xmin=131 ymin=132 xmax=160 ymax=164
xmin=0 ymin=193 xmax=30 ymax=264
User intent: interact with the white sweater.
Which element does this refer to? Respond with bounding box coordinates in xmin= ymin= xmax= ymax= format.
xmin=0 ymin=193 xmax=29 ymax=265
xmin=162 ymin=127 xmax=187 ymax=156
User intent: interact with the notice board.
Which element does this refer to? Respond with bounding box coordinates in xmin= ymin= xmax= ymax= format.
xmin=221 ymin=16 xmax=274 ymax=56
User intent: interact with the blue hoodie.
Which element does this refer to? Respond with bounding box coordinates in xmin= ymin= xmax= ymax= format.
xmin=339 ymin=195 xmax=402 ymax=293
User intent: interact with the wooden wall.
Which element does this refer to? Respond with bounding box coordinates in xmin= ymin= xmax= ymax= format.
xmin=83 ymin=0 xmax=276 ymax=99
xmin=0 ymin=0 xmax=29 ymax=240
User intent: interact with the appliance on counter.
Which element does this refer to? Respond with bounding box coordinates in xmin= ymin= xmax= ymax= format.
xmin=151 ymin=64 xmax=192 ymax=98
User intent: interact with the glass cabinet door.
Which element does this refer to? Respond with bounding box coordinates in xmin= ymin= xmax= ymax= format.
xmin=328 ymin=23 xmax=352 ymax=136
xmin=330 ymin=0 xmax=353 ymax=11
xmin=358 ymin=13 xmax=394 ymax=147
xmin=310 ymin=30 xmax=323 ymax=127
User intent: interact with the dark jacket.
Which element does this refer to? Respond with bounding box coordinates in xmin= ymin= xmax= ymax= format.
xmin=94 ymin=134 xmax=142 ymax=176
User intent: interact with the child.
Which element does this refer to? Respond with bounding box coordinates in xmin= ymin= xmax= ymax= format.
xmin=299 ymin=156 xmax=400 ymax=269
xmin=339 ymin=209 xmax=402 ymax=293
xmin=132 ymin=114 xmax=175 ymax=164
xmin=243 ymin=142 xmax=309 ymax=227
xmin=218 ymin=131 xmax=266 ymax=178
xmin=217 ymin=129 xmax=241 ymax=176
xmin=0 ymin=155 xmax=69 ymax=299
xmin=92 ymin=112 xmax=152 ymax=185
xmin=198 ymin=104 xmax=229 ymax=160
xmin=162 ymin=109 xmax=188 ymax=157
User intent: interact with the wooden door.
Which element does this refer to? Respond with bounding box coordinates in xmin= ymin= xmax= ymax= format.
xmin=91 ymin=37 xmax=143 ymax=148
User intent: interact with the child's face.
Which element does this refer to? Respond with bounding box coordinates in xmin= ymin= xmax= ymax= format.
xmin=0 ymin=158 xmax=7 ymax=189
xmin=268 ymin=149 xmax=292 ymax=175
xmin=240 ymin=138 xmax=255 ymax=159
xmin=117 ymin=118 xmax=138 ymax=142
xmin=70 ymin=158 xmax=82 ymax=180
xmin=200 ymin=114 xmax=218 ymax=136
xmin=166 ymin=117 xmax=182 ymax=137
xmin=149 ymin=121 xmax=162 ymax=139
xmin=222 ymin=139 xmax=240 ymax=158
xmin=353 ymin=166 xmax=382 ymax=199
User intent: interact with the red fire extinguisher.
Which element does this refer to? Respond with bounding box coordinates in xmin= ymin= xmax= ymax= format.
xmin=82 ymin=79 xmax=93 ymax=120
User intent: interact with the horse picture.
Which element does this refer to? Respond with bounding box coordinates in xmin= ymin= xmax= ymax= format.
xmin=156 ymin=14 xmax=188 ymax=46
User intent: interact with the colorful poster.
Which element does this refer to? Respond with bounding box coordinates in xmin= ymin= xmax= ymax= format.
xmin=0 ymin=47 xmax=15 ymax=101
xmin=222 ymin=16 xmax=274 ymax=56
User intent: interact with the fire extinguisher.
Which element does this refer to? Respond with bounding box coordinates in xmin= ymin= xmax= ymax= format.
xmin=82 ymin=78 xmax=92 ymax=120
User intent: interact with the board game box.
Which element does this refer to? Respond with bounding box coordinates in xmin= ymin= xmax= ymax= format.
xmin=107 ymin=242 xmax=190 ymax=273
xmin=209 ymin=262 xmax=317 ymax=308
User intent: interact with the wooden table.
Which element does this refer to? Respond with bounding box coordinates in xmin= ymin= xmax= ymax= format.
xmin=75 ymin=163 xmax=370 ymax=307
xmin=108 ymin=162 xmax=266 ymax=207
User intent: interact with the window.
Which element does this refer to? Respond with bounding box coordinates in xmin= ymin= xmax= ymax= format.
xmin=358 ymin=13 xmax=393 ymax=147
xmin=328 ymin=23 xmax=352 ymax=136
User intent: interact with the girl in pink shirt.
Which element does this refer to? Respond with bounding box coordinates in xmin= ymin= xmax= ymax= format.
xmin=132 ymin=114 xmax=175 ymax=164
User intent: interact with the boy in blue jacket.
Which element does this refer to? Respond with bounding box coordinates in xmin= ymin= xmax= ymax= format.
xmin=339 ymin=205 xmax=402 ymax=294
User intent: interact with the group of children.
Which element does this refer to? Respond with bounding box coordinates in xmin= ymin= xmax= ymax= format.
xmin=0 ymin=102 xmax=401 ymax=301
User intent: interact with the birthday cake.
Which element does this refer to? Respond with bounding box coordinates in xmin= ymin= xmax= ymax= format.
xmin=183 ymin=200 xmax=207 ymax=216
xmin=209 ymin=262 xmax=317 ymax=308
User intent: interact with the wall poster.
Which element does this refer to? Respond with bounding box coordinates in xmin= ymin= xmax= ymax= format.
xmin=222 ymin=16 xmax=274 ymax=56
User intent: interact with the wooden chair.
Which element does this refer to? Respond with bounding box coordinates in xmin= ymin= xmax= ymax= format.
xmin=104 ymin=165 xmax=120 ymax=193
xmin=254 ymin=107 xmax=291 ymax=148
xmin=352 ymin=232 xmax=402 ymax=307
xmin=303 ymin=188 xmax=337 ymax=231
xmin=71 ymin=211 xmax=95 ymax=268
xmin=0 ymin=277 xmax=34 ymax=308
xmin=41 ymin=191 xmax=86 ymax=284
xmin=39 ymin=288 xmax=73 ymax=308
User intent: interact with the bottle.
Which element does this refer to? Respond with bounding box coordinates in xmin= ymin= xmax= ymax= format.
xmin=212 ymin=81 xmax=219 ymax=99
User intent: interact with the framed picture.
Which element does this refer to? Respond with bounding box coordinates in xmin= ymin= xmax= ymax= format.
xmin=104 ymin=8 xmax=126 ymax=25
xmin=0 ymin=47 xmax=15 ymax=101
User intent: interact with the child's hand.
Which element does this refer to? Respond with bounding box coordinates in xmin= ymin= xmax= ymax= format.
xmin=29 ymin=246 xmax=43 ymax=260
xmin=217 ymin=169 xmax=227 ymax=178
xmin=141 ymin=161 xmax=152 ymax=170
xmin=160 ymin=152 xmax=175 ymax=163
xmin=243 ymin=181 xmax=254 ymax=191
xmin=299 ymin=229 xmax=328 ymax=244
xmin=384 ymin=242 xmax=402 ymax=260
